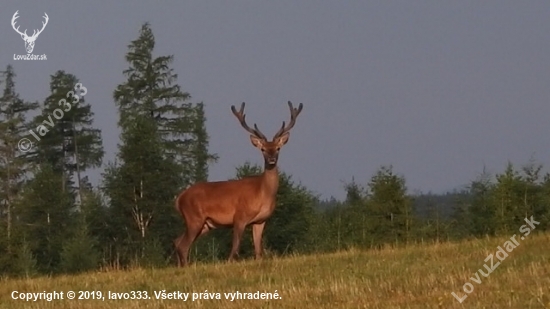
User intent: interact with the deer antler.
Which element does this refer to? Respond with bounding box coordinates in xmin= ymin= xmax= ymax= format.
xmin=231 ymin=102 xmax=267 ymax=140
xmin=273 ymin=101 xmax=303 ymax=139
xmin=11 ymin=11 xmax=28 ymax=37
xmin=11 ymin=11 xmax=48 ymax=40
xmin=30 ymin=13 xmax=48 ymax=39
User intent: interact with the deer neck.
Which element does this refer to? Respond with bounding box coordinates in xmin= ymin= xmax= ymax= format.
xmin=261 ymin=163 xmax=279 ymax=196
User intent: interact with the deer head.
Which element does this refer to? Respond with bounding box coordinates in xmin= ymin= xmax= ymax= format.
xmin=231 ymin=101 xmax=303 ymax=167
xmin=11 ymin=11 xmax=49 ymax=54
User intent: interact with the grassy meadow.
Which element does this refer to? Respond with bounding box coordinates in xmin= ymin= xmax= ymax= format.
xmin=1 ymin=233 xmax=549 ymax=309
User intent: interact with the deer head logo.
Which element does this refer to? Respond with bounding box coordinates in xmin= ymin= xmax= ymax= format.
xmin=11 ymin=10 xmax=49 ymax=54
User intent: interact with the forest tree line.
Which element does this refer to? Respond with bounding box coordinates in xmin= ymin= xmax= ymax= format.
xmin=1 ymin=23 xmax=549 ymax=277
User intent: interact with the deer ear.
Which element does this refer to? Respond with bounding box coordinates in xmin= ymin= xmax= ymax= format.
xmin=275 ymin=132 xmax=290 ymax=146
xmin=250 ymin=135 xmax=264 ymax=149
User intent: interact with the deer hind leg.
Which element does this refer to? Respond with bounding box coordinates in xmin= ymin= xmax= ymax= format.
xmin=175 ymin=223 xmax=212 ymax=267
xmin=174 ymin=235 xmax=185 ymax=267
xmin=175 ymin=223 xmax=205 ymax=267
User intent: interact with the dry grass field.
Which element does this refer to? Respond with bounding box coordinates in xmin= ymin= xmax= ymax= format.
xmin=1 ymin=232 xmax=549 ymax=309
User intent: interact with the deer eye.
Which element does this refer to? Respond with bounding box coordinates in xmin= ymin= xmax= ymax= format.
xmin=261 ymin=148 xmax=266 ymax=152
xmin=276 ymin=147 xmax=280 ymax=151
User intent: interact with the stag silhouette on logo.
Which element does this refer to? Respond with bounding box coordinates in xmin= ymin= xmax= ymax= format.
xmin=11 ymin=11 xmax=49 ymax=54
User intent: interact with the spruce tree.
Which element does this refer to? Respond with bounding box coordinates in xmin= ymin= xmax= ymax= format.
xmin=0 ymin=65 xmax=38 ymax=269
xmin=27 ymin=70 xmax=103 ymax=201
xmin=491 ymin=162 xmax=524 ymax=235
xmin=15 ymin=164 xmax=74 ymax=273
xmin=105 ymin=22 xmax=217 ymax=266
xmin=59 ymin=212 xmax=100 ymax=274
xmin=113 ymin=23 xmax=217 ymax=187
xmin=366 ymin=165 xmax=414 ymax=245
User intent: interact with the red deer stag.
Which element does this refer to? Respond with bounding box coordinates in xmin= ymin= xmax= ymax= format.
xmin=174 ymin=101 xmax=303 ymax=267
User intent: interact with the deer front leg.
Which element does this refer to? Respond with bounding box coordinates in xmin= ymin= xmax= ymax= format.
xmin=252 ymin=222 xmax=266 ymax=259
xmin=228 ymin=222 xmax=246 ymax=262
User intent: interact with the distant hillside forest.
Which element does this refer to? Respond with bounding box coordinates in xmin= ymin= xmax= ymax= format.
xmin=1 ymin=23 xmax=549 ymax=277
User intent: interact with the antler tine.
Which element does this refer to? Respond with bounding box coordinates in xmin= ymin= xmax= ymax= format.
xmin=231 ymin=102 xmax=267 ymax=140
xmin=31 ymin=13 xmax=48 ymax=38
xmin=11 ymin=11 xmax=27 ymax=36
xmin=273 ymin=101 xmax=303 ymax=139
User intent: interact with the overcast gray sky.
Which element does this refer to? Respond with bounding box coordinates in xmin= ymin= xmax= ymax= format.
xmin=1 ymin=1 xmax=549 ymax=200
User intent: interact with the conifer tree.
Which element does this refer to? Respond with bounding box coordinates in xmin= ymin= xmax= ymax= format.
xmin=366 ymin=165 xmax=414 ymax=245
xmin=104 ymin=22 xmax=217 ymax=266
xmin=27 ymin=70 xmax=103 ymax=201
xmin=0 ymin=65 xmax=38 ymax=262
xmin=15 ymin=164 xmax=74 ymax=273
